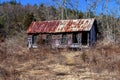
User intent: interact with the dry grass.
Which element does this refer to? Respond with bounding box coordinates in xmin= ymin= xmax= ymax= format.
xmin=0 ymin=34 xmax=120 ymax=80
xmin=81 ymin=44 xmax=120 ymax=73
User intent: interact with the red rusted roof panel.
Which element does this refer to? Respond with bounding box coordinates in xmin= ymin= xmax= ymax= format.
xmin=26 ymin=18 xmax=95 ymax=33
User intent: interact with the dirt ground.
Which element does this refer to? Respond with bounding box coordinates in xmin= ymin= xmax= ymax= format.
xmin=0 ymin=36 xmax=120 ymax=80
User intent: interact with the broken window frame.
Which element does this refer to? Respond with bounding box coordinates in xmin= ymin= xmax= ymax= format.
xmin=46 ymin=34 xmax=52 ymax=45
xmin=72 ymin=32 xmax=79 ymax=43
xmin=61 ymin=33 xmax=67 ymax=44
xmin=32 ymin=34 xmax=37 ymax=45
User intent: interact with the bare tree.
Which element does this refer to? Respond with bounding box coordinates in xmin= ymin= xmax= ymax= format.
xmin=52 ymin=0 xmax=80 ymax=19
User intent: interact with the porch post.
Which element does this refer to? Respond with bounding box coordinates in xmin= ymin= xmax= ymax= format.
xmin=27 ymin=35 xmax=32 ymax=48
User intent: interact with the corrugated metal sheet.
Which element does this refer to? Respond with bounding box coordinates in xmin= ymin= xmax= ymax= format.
xmin=26 ymin=18 xmax=95 ymax=34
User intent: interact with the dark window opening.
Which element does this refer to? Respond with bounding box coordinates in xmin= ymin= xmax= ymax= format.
xmin=32 ymin=34 xmax=37 ymax=44
xmin=61 ymin=33 xmax=67 ymax=44
xmin=81 ymin=32 xmax=88 ymax=45
xmin=46 ymin=34 xmax=52 ymax=44
xmin=72 ymin=33 xmax=78 ymax=43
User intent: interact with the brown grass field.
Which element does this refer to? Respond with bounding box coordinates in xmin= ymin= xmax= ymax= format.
xmin=0 ymin=33 xmax=120 ymax=80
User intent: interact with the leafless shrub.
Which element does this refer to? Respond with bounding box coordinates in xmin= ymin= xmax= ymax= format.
xmin=0 ymin=67 xmax=10 ymax=80
xmin=0 ymin=42 xmax=7 ymax=63
xmin=80 ymin=43 xmax=120 ymax=73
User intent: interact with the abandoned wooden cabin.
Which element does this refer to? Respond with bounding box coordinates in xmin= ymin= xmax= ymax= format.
xmin=26 ymin=18 xmax=98 ymax=49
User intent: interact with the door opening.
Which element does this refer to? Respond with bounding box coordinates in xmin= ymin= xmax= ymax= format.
xmin=72 ymin=33 xmax=78 ymax=43
xmin=81 ymin=32 xmax=88 ymax=45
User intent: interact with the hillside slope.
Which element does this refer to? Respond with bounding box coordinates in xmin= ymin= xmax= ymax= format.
xmin=0 ymin=35 xmax=120 ymax=80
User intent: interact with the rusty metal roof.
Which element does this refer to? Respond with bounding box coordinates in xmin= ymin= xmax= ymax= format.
xmin=26 ymin=18 xmax=95 ymax=34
